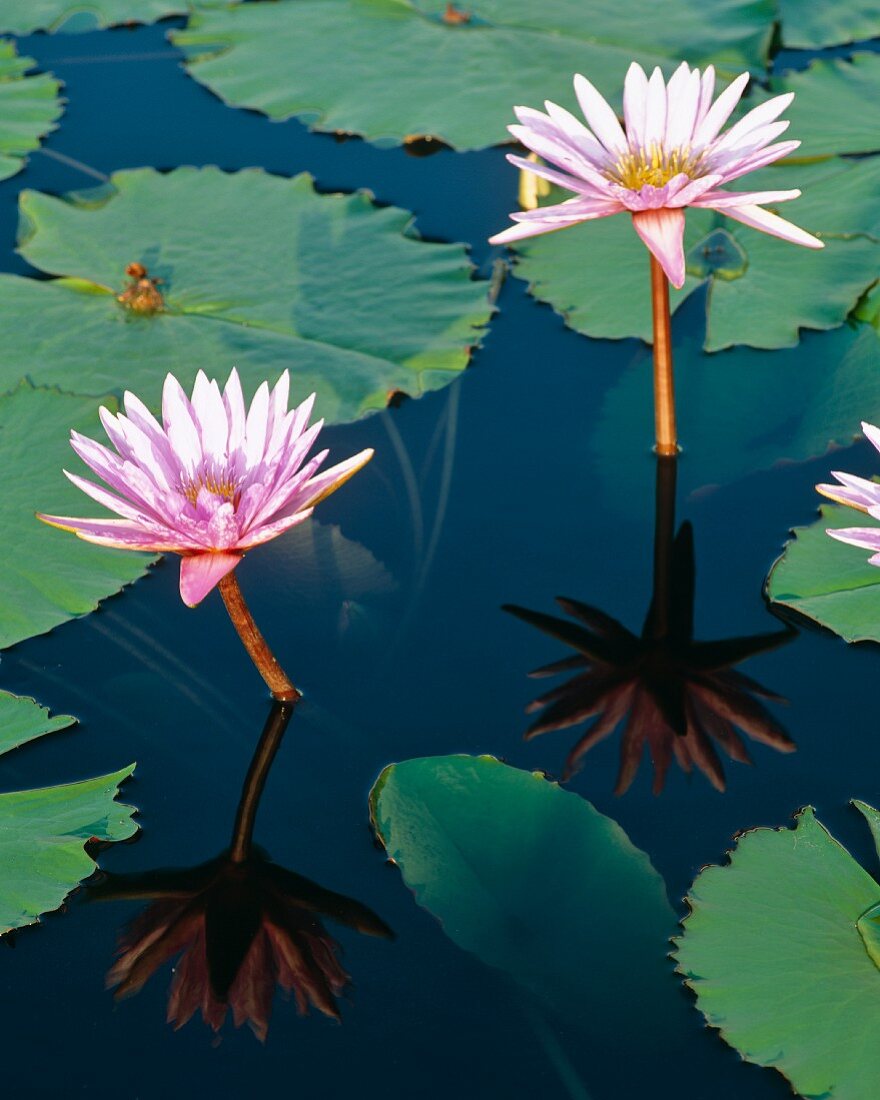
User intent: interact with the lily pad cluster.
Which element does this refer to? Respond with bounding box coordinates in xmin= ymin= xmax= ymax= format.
xmin=13 ymin=167 xmax=490 ymax=417
xmin=172 ymin=0 xmax=774 ymax=151
xmin=676 ymin=801 xmax=880 ymax=1098
xmin=0 ymin=166 xmax=488 ymax=649
xmin=0 ymin=690 xmax=136 ymax=935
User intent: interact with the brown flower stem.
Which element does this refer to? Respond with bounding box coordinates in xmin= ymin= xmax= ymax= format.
xmin=230 ymin=700 xmax=296 ymax=863
xmin=218 ymin=571 xmax=299 ymax=702
xmin=650 ymin=256 xmax=678 ymax=455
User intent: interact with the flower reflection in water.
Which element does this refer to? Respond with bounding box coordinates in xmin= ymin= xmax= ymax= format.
xmin=505 ymin=457 xmax=796 ymax=793
xmin=93 ymin=703 xmax=393 ymax=1040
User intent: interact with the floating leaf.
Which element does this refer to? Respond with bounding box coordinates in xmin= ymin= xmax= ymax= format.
xmin=0 ymin=384 xmax=155 ymax=650
xmin=370 ymin=754 xmax=676 ymax=1030
xmin=0 ymin=691 xmax=74 ymax=758
xmin=771 ymin=54 xmax=880 ymax=159
xmin=777 ymin=0 xmax=880 ymax=48
xmin=0 ymin=41 xmax=63 ymax=182
xmin=173 ymin=0 xmax=774 ymax=152
xmin=594 ymin=322 xmax=880 ymax=511
xmin=510 ymin=156 xmax=880 ymax=350
xmin=675 ymin=802 xmax=880 ymax=1099
xmin=6 ymin=167 xmax=489 ymax=419
xmin=766 ymin=502 xmax=880 ymax=644
xmin=0 ymin=0 xmax=238 ymax=34
xmin=0 ymin=690 xmax=136 ymax=935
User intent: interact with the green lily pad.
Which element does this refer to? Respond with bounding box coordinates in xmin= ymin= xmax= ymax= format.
xmin=771 ymin=54 xmax=880 ymax=159
xmin=777 ymin=0 xmax=880 ymax=48
xmin=766 ymin=502 xmax=880 ymax=644
xmin=0 ymin=384 xmax=155 ymax=651
xmin=593 ymin=323 xmax=879 ymax=509
xmin=0 ymin=691 xmax=74 ymax=758
xmin=0 ymin=690 xmax=136 ymax=936
xmin=675 ymin=802 xmax=880 ymax=1099
xmin=6 ymin=167 xmax=490 ymax=419
xmin=0 ymin=0 xmax=238 ymax=34
xmin=172 ymin=0 xmax=773 ymax=152
xmin=370 ymin=754 xmax=676 ymax=1030
xmin=0 ymin=41 xmax=63 ymax=182
xmin=510 ymin=155 xmax=880 ymax=350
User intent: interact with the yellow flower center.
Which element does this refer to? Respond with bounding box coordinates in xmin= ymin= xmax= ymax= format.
xmin=608 ymin=144 xmax=704 ymax=190
xmin=182 ymin=474 xmax=237 ymax=506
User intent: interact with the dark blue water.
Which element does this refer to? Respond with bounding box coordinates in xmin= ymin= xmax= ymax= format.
xmin=1 ymin=19 xmax=879 ymax=1099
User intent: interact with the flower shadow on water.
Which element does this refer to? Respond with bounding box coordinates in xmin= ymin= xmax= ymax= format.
xmin=505 ymin=455 xmax=797 ymax=793
xmin=90 ymin=702 xmax=393 ymax=1041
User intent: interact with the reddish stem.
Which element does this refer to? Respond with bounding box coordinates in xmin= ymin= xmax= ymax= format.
xmin=218 ymin=571 xmax=299 ymax=702
xmin=650 ymin=256 xmax=678 ymax=455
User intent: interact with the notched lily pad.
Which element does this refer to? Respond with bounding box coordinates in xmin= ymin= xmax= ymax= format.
xmin=770 ymin=53 xmax=880 ymax=159
xmin=172 ymin=0 xmax=773 ymax=152
xmin=0 ymin=41 xmax=63 ymax=182
xmin=0 ymin=384 xmax=156 ymax=651
xmin=675 ymin=801 xmax=880 ymax=1099
xmin=0 ymin=689 xmax=137 ymax=936
xmin=510 ymin=155 xmax=880 ymax=350
xmin=856 ymin=900 xmax=880 ymax=970
xmin=6 ymin=167 xmax=491 ymax=420
xmin=766 ymin=501 xmax=880 ymax=644
xmin=0 ymin=0 xmax=239 ymax=34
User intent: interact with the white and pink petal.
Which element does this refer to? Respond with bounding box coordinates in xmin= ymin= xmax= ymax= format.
xmin=715 ymin=202 xmax=823 ymax=249
xmin=179 ymin=552 xmax=243 ymax=607
xmin=631 ymin=208 xmax=687 ymax=288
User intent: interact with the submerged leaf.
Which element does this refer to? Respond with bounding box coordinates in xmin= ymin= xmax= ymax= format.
xmin=766 ymin=502 xmax=880 ymax=644
xmin=173 ymin=0 xmax=773 ymax=151
xmin=0 ymin=384 xmax=155 ymax=650
xmin=0 ymin=41 xmax=63 ymax=182
xmin=6 ymin=168 xmax=490 ymax=419
xmin=675 ymin=803 xmax=880 ymax=1098
xmin=593 ymin=322 xmax=880 ymax=506
xmin=0 ymin=690 xmax=136 ymax=935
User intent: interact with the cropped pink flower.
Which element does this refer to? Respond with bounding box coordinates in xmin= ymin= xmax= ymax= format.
xmin=489 ymin=61 xmax=823 ymax=286
xmin=817 ymin=422 xmax=880 ymax=564
xmin=39 ymin=369 xmax=373 ymax=606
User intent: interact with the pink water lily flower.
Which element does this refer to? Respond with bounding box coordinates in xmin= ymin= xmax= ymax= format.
xmin=489 ymin=61 xmax=823 ymax=286
xmin=39 ymin=370 xmax=373 ymax=607
xmin=817 ymin=422 xmax=880 ymax=563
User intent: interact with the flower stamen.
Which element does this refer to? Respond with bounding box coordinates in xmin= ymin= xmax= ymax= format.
xmin=182 ymin=473 xmax=237 ymax=505
xmin=608 ymin=144 xmax=705 ymax=190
